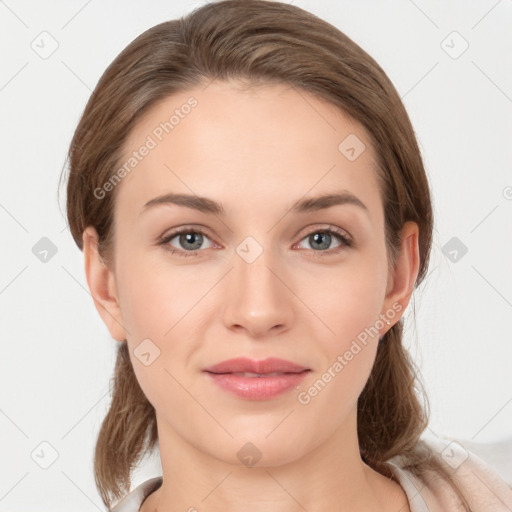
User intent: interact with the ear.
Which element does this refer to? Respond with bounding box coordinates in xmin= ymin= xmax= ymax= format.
xmin=82 ymin=226 xmax=127 ymax=342
xmin=380 ymin=221 xmax=420 ymax=331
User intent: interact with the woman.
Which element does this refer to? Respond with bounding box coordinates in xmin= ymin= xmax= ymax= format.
xmin=62 ymin=1 xmax=512 ymax=510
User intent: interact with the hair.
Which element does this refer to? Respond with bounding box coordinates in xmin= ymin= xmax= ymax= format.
xmin=61 ymin=1 xmax=473 ymax=510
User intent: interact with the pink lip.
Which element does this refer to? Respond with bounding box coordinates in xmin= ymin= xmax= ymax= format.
xmin=204 ymin=357 xmax=309 ymax=374
xmin=203 ymin=357 xmax=310 ymax=400
xmin=205 ymin=372 xmax=309 ymax=399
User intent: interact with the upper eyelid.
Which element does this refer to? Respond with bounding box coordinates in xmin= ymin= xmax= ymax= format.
xmin=295 ymin=224 xmax=352 ymax=242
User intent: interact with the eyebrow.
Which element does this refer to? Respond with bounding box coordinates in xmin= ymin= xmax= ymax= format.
xmin=140 ymin=190 xmax=368 ymax=217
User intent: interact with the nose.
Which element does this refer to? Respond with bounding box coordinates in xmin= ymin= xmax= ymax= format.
xmin=222 ymin=243 xmax=294 ymax=338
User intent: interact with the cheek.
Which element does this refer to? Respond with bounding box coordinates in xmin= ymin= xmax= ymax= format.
xmin=113 ymin=252 xmax=210 ymax=405
xmin=294 ymin=253 xmax=387 ymax=401
xmin=114 ymin=245 xmax=206 ymax=339
xmin=296 ymin=278 xmax=382 ymax=422
xmin=299 ymin=254 xmax=388 ymax=344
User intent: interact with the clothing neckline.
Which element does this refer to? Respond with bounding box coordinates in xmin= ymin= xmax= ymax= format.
xmin=111 ymin=464 xmax=428 ymax=512
xmin=383 ymin=461 xmax=430 ymax=512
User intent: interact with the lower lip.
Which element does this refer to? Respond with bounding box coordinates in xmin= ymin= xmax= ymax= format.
xmin=205 ymin=371 xmax=310 ymax=400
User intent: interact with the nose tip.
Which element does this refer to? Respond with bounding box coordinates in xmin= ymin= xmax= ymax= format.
xmin=222 ymin=248 xmax=293 ymax=338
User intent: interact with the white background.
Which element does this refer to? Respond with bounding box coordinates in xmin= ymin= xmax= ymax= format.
xmin=1 ymin=0 xmax=511 ymax=510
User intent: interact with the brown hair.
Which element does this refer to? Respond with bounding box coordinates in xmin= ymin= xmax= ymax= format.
xmin=61 ymin=1 xmax=473 ymax=509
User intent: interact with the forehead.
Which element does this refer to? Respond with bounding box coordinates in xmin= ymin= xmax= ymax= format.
xmin=115 ymin=80 xmax=383 ymax=224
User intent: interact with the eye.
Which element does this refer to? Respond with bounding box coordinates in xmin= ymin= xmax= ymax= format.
xmin=158 ymin=225 xmax=353 ymax=258
xmin=295 ymin=227 xmax=352 ymax=254
xmin=158 ymin=227 xmax=215 ymax=257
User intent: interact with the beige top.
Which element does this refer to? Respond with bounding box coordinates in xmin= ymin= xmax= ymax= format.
xmin=110 ymin=436 xmax=512 ymax=511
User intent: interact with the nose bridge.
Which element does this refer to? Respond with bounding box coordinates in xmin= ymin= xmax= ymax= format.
xmin=222 ymin=236 xmax=293 ymax=336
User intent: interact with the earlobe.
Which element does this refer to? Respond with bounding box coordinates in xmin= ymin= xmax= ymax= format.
xmin=381 ymin=221 xmax=420 ymax=328
xmin=82 ymin=226 xmax=127 ymax=342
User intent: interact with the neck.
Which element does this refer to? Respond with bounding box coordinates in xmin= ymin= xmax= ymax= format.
xmin=142 ymin=409 xmax=409 ymax=512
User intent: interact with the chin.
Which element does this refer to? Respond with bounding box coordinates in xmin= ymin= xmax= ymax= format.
xmin=208 ymin=430 xmax=311 ymax=469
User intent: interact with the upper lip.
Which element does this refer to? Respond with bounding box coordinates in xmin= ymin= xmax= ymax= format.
xmin=204 ymin=357 xmax=309 ymax=374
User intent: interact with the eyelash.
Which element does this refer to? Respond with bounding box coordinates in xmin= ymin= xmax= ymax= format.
xmin=157 ymin=226 xmax=353 ymax=258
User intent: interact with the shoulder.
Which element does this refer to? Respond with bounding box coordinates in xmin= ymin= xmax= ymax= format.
xmin=110 ymin=477 xmax=163 ymax=512
xmin=386 ymin=434 xmax=512 ymax=512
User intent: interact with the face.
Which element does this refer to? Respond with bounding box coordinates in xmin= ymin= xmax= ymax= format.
xmin=85 ymin=80 xmax=415 ymax=468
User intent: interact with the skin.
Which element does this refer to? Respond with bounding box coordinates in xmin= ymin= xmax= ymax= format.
xmin=83 ymin=80 xmax=419 ymax=512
